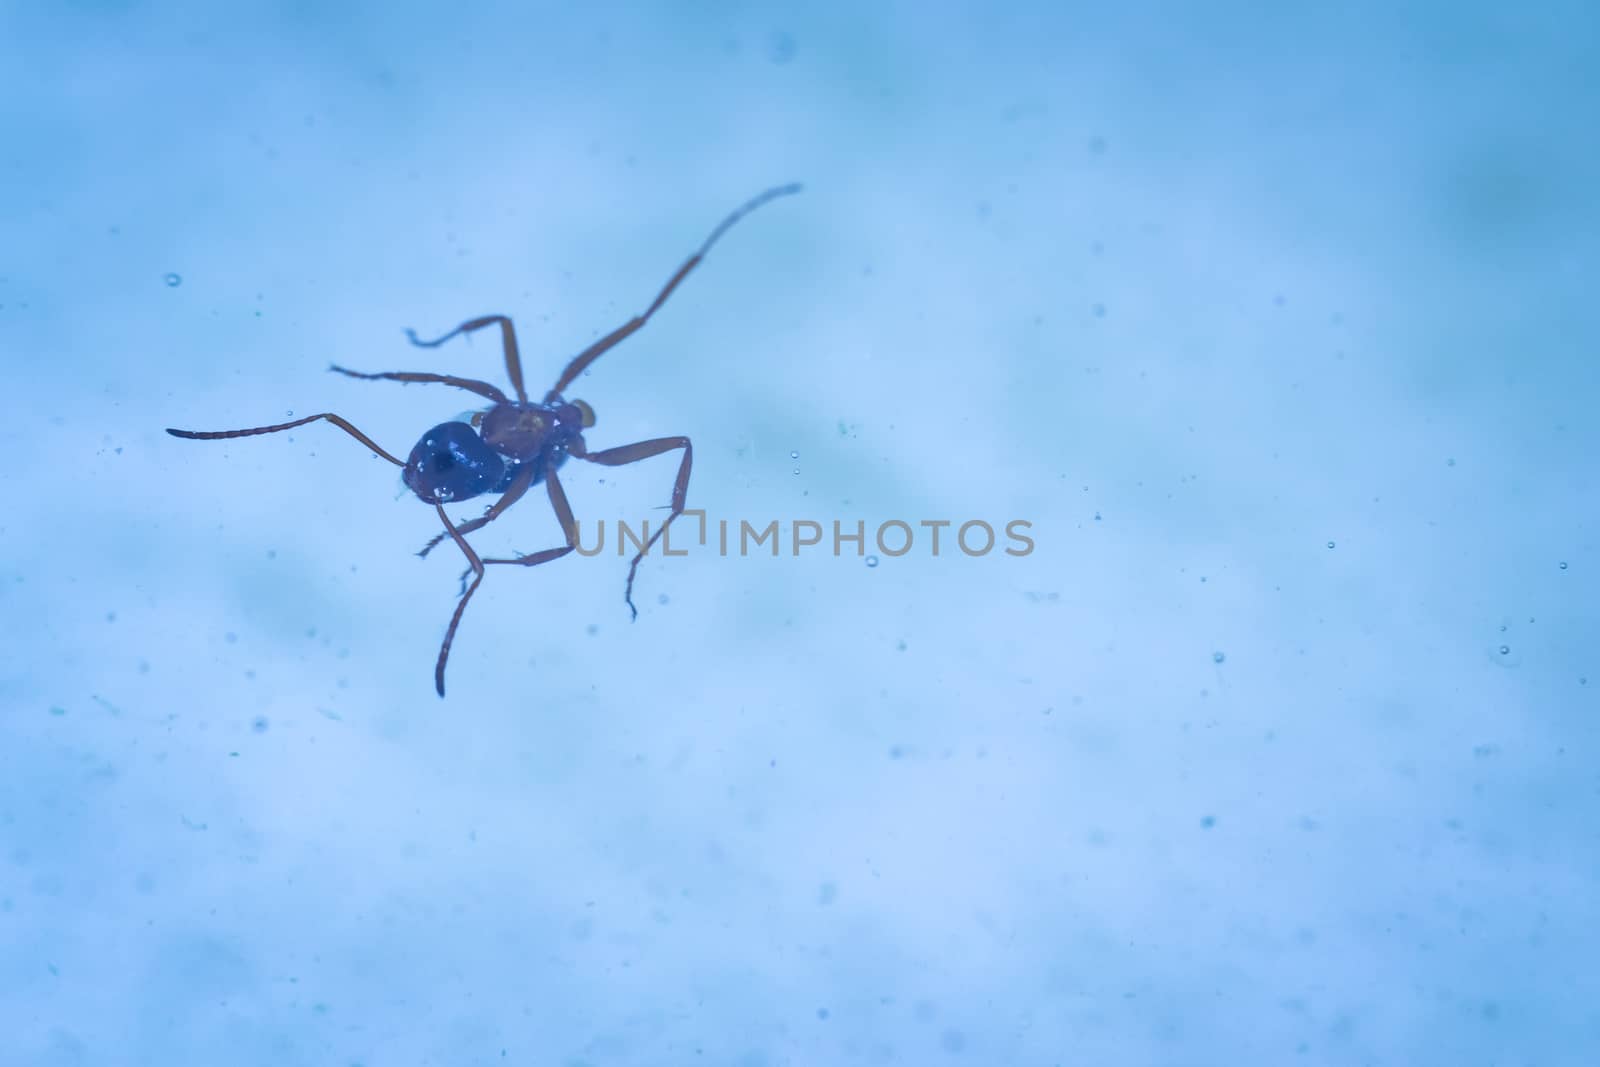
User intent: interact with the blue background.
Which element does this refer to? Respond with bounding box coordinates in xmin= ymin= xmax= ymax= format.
xmin=2 ymin=2 xmax=1597 ymax=1064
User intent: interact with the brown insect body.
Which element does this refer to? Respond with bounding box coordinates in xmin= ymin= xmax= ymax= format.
xmin=480 ymin=397 xmax=593 ymax=464
xmin=401 ymin=398 xmax=594 ymax=506
xmin=166 ymin=183 xmax=801 ymax=697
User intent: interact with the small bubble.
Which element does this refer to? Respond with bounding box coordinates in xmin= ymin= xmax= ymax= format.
xmin=657 ymin=593 xmax=669 ymax=605
xmin=1499 ymin=645 xmax=1510 ymax=655
xmin=1212 ymin=651 xmax=1226 ymax=664
xmin=1326 ymin=540 xmax=1336 ymax=549
xmin=790 ymin=450 xmax=799 ymax=459
xmin=1200 ymin=815 xmax=1217 ymax=829
xmin=251 ymin=716 xmax=269 ymax=733
xmin=1447 ymin=457 xmax=1456 ymax=467
xmin=1559 ymin=561 xmax=1568 ymax=570
xmin=163 ymin=272 xmax=182 ymax=287
xmin=793 ymin=467 xmax=800 ymax=475
xmin=865 ymin=555 xmax=879 ymax=568
xmin=285 ymin=410 xmax=295 ymax=417
xmin=767 ymin=30 xmax=796 ymax=64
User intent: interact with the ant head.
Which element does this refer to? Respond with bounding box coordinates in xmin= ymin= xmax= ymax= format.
xmin=560 ymin=399 xmax=596 ymax=430
xmin=403 ymin=421 xmax=507 ymax=504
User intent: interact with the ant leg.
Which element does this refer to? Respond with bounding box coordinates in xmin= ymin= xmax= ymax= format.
xmin=416 ymin=461 xmax=539 ymax=559
xmin=479 ymin=455 xmax=581 ymax=570
xmin=437 ymin=458 xmax=576 ymax=694
xmin=432 ymin=504 xmax=488 ymax=698
xmin=404 ymin=315 xmax=528 ymax=404
xmin=166 ymin=413 xmax=405 ymax=467
xmin=572 ymin=436 xmax=691 ymax=620
xmin=328 ymin=365 xmax=508 ymax=405
xmin=545 ymin=183 xmax=803 ymax=401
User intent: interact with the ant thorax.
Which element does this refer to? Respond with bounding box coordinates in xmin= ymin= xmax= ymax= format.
xmin=480 ymin=399 xmax=592 ymax=462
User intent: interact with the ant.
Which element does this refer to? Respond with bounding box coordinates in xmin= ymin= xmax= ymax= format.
xmin=167 ymin=183 xmax=802 ymax=697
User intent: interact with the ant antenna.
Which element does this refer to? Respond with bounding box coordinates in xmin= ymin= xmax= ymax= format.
xmin=696 ymin=183 xmax=804 ymax=260
xmin=545 ymin=183 xmax=804 ymax=400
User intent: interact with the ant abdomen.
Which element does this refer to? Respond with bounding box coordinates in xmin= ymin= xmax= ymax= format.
xmin=403 ymin=421 xmax=510 ymax=504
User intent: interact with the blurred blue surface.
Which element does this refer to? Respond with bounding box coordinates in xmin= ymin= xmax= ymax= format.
xmin=2 ymin=2 xmax=1598 ymax=1064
